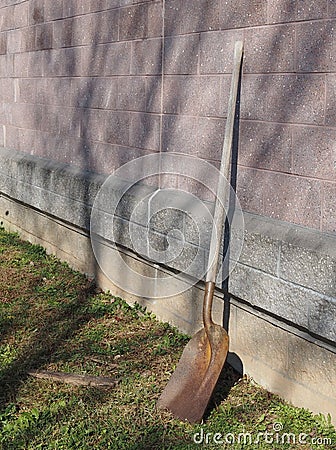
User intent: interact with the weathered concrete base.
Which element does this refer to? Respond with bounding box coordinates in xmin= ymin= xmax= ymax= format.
xmin=228 ymin=306 xmax=336 ymax=423
xmin=1 ymin=148 xmax=335 ymax=342
xmin=1 ymin=193 xmax=335 ymax=424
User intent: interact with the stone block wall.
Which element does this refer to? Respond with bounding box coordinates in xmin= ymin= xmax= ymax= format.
xmin=0 ymin=0 xmax=335 ymax=233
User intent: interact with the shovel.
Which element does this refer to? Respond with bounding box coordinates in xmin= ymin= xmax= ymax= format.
xmin=157 ymin=41 xmax=244 ymax=423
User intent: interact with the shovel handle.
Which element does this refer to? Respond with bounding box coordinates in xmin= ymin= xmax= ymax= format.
xmin=203 ymin=41 xmax=243 ymax=331
xmin=205 ymin=41 xmax=243 ymax=284
xmin=203 ymin=281 xmax=216 ymax=328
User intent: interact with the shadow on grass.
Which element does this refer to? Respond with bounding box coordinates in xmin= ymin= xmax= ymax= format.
xmin=204 ymin=361 xmax=242 ymax=421
xmin=0 ymin=279 xmax=98 ymax=410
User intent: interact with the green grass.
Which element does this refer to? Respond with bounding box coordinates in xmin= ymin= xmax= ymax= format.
xmin=0 ymin=227 xmax=335 ymax=449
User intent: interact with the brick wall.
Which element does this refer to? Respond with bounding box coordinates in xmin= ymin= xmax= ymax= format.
xmin=0 ymin=0 xmax=335 ymax=233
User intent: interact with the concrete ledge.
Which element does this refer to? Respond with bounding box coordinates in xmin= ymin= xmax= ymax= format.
xmin=0 ymin=148 xmax=335 ymax=342
xmin=0 ymin=192 xmax=335 ymax=424
xmin=230 ymin=262 xmax=336 ymax=342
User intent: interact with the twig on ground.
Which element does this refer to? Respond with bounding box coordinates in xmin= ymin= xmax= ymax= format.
xmin=28 ymin=370 xmax=118 ymax=388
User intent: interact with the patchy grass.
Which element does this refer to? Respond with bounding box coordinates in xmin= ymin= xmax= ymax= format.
xmin=0 ymin=227 xmax=335 ymax=449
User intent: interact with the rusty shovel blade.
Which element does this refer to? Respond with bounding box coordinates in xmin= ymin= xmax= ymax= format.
xmin=157 ymin=281 xmax=229 ymax=423
xmin=156 ymin=321 xmax=229 ymax=423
